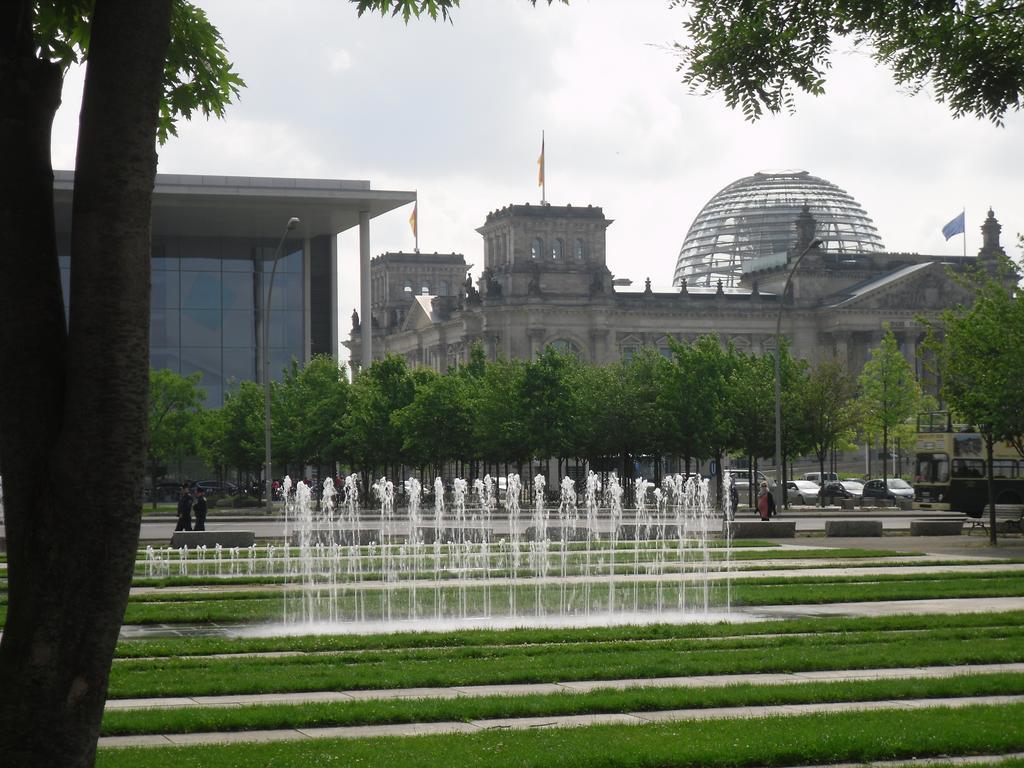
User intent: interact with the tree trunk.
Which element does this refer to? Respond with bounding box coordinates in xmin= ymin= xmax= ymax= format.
xmin=985 ymin=431 xmax=997 ymax=546
xmin=882 ymin=425 xmax=889 ymax=485
xmin=0 ymin=4 xmax=172 ymax=765
xmin=819 ymin=451 xmax=827 ymax=508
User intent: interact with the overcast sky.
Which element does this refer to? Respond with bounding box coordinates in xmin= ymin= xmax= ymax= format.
xmin=51 ymin=0 xmax=1024 ymax=364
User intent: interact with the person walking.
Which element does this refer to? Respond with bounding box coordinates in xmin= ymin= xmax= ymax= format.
xmin=756 ymin=481 xmax=776 ymax=521
xmin=174 ymin=483 xmax=193 ymax=531
xmin=192 ymin=486 xmax=208 ymax=531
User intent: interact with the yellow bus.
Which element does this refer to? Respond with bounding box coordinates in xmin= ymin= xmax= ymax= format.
xmin=913 ymin=411 xmax=1024 ymax=517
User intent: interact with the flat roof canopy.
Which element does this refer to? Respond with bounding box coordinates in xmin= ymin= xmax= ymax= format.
xmin=53 ymin=171 xmax=416 ymax=240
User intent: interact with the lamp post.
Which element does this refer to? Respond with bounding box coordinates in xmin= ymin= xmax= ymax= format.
xmin=773 ymin=237 xmax=823 ymax=508
xmin=264 ymin=217 xmax=300 ymax=515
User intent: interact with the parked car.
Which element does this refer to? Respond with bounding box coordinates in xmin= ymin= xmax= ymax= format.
xmin=144 ymin=481 xmax=186 ymax=503
xmin=724 ymin=469 xmax=769 ymax=495
xmin=818 ymin=480 xmax=865 ymax=504
xmin=862 ymin=478 xmax=914 ymax=504
xmin=192 ymin=480 xmax=238 ymax=496
xmin=785 ymin=480 xmax=821 ymax=505
xmin=803 ymin=471 xmax=838 ymax=484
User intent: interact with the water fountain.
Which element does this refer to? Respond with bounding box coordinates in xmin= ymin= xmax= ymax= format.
xmin=137 ymin=468 xmax=732 ymax=632
xmin=269 ymin=469 xmax=734 ymax=631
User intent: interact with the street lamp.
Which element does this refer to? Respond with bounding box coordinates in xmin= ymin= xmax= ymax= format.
xmin=773 ymin=237 xmax=823 ymax=508
xmin=264 ymin=216 xmax=300 ymax=514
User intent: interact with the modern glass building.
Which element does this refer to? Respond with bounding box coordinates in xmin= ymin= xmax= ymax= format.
xmin=55 ymin=172 xmax=414 ymax=406
xmin=673 ymin=170 xmax=885 ymax=287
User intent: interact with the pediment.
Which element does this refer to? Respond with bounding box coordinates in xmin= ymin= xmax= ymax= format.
xmin=400 ymin=296 xmax=438 ymax=332
xmin=826 ymin=262 xmax=969 ymax=312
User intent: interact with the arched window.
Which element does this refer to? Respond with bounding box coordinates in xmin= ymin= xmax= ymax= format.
xmin=548 ymin=338 xmax=582 ymax=359
xmin=551 ymin=238 xmax=564 ymax=260
xmin=531 ymin=238 xmax=543 ymax=260
xmin=574 ymin=238 xmax=586 ymax=259
xmin=403 ymin=283 xmax=412 ymax=294
xmin=420 ymin=284 xmax=430 ymax=295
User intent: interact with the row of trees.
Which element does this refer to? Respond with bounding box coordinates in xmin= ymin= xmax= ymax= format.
xmin=150 ymin=329 xmax=928 ymax=507
xmin=926 ymin=254 xmax=1024 ymax=544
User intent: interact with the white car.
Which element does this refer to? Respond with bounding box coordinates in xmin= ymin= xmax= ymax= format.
xmin=785 ymin=480 xmax=820 ymax=505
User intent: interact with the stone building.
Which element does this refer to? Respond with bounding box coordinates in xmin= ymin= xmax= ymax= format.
xmin=346 ymin=172 xmax=1009 ymax=380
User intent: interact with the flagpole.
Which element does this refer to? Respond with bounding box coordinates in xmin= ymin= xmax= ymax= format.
xmin=961 ymin=207 xmax=966 ymax=258
xmin=415 ymin=191 xmax=419 ymax=254
xmin=539 ymin=130 xmax=546 ymax=205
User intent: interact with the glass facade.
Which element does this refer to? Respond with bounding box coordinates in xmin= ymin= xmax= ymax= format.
xmin=59 ymin=235 xmax=305 ymax=407
xmin=674 ymin=170 xmax=885 ymax=288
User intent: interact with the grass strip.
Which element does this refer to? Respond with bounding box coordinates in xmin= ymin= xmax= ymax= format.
xmin=107 ymin=629 xmax=1024 ymax=698
xmin=100 ymin=671 xmax=1024 ymax=736
xmin=96 ymin=702 xmax=1024 ymax=767
xmin=128 ymin=548 xmax=928 ymax=584
xmin=114 ymin=611 xmax=1024 ymax=659
xmin=105 ymin=570 xmax=1024 ymax=625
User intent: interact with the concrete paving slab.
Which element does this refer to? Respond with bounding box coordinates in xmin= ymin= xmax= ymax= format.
xmin=301 ymin=722 xmax=478 ymax=740
xmin=470 ymin=713 xmax=642 ymax=730
xmin=747 ymin=596 xmax=1024 ymax=619
xmin=165 ymin=729 xmax=305 ymax=745
xmin=104 ymin=696 xmax=196 ymax=710
xmin=343 ymin=686 xmax=462 ymax=701
xmin=634 ymin=695 xmax=1024 ymax=723
xmin=190 ymin=691 xmax=355 ymax=707
xmin=451 ymin=683 xmax=565 ymax=697
xmin=100 ymin=734 xmax=174 ymax=748
xmin=797 ymin=753 xmax=1024 ymax=768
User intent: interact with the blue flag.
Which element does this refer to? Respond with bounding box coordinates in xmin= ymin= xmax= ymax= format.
xmin=942 ymin=211 xmax=965 ymax=240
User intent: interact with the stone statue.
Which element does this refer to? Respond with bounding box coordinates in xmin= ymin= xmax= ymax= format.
xmin=464 ymin=273 xmax=481 ymax=305
xmin=527 ymin=263 xmax=542 ymax=296
xmin=351 ymin=309 xmax=360 ymax=330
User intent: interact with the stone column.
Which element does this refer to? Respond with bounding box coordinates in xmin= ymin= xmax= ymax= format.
xmin=589 ymin=329 xmax=609 ymax=364
xmin=528 ymin=328 xmax=545 ymax=359
xmin=833 ymin=331 xmax=850 ymax=369
xmin=359 ymin=210 xmax=371 ymax=370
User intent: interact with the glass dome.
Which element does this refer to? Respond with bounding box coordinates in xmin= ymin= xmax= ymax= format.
xmin=673 ymin=170 xmax=885 ymax=287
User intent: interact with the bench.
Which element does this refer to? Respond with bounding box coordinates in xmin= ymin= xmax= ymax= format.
xmin=966 ymin=506 xmax=1024 ymax=536
xmin=726 ymin=520 xmax=796 ymax=539
xmin=825 ymin=519 xmax=883 ymax=537
xmin=170 ymin=530 xmax=255 ymax=549
xmin=909 ymin=519 xmax=963 ymax=536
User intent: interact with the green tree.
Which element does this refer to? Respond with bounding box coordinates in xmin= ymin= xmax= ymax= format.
xmin=856 ymin=326 xmax=925 ymax=485
xmin=521 ymin=347 xmax=580 ymax=481
xmin=672 ymin=1 xmax=1024 ymax=123
xmin=393 ymin=368 xmax=474 ymax=476
xmin=925 ymin=259 xmax=1024 ymax=542
xmin=778 ymin=342 xmax=814 ymax=499
xmin=218 ymin=381 xmax=268 ymax=483
xmin=0 ymin=4 xmax=240 ymax=763
xmin=343 ymin=355 xmax=415 ymax=482
xmin=621 ymin=350 xmax=674 ymax=477
xmin=275 ymin=356 xmax=350 ymax=477
xmin=667 ymin=336 xmax=737 ymax=506
xmin=726 ymin=350 xmax=774 ymax=506
xmin=799 ymin=359 xmax=857 ymax=506
xmin=474 ymin=358 xmax=531 ymax=473
xmin=146 ymin=368 xmax=205 ymax=508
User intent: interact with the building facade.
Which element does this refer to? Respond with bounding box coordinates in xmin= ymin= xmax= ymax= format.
xmin=54 ymin=172 xmax=414 ymax=405
xmin=347 ymin=179 xmax=1009 ymax=381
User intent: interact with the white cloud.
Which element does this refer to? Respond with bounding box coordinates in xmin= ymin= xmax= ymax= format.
xmin=49 ymin=0 xmax=1024 ymax=366
xmin=327 ymin=48 xmax=353 ymax=74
